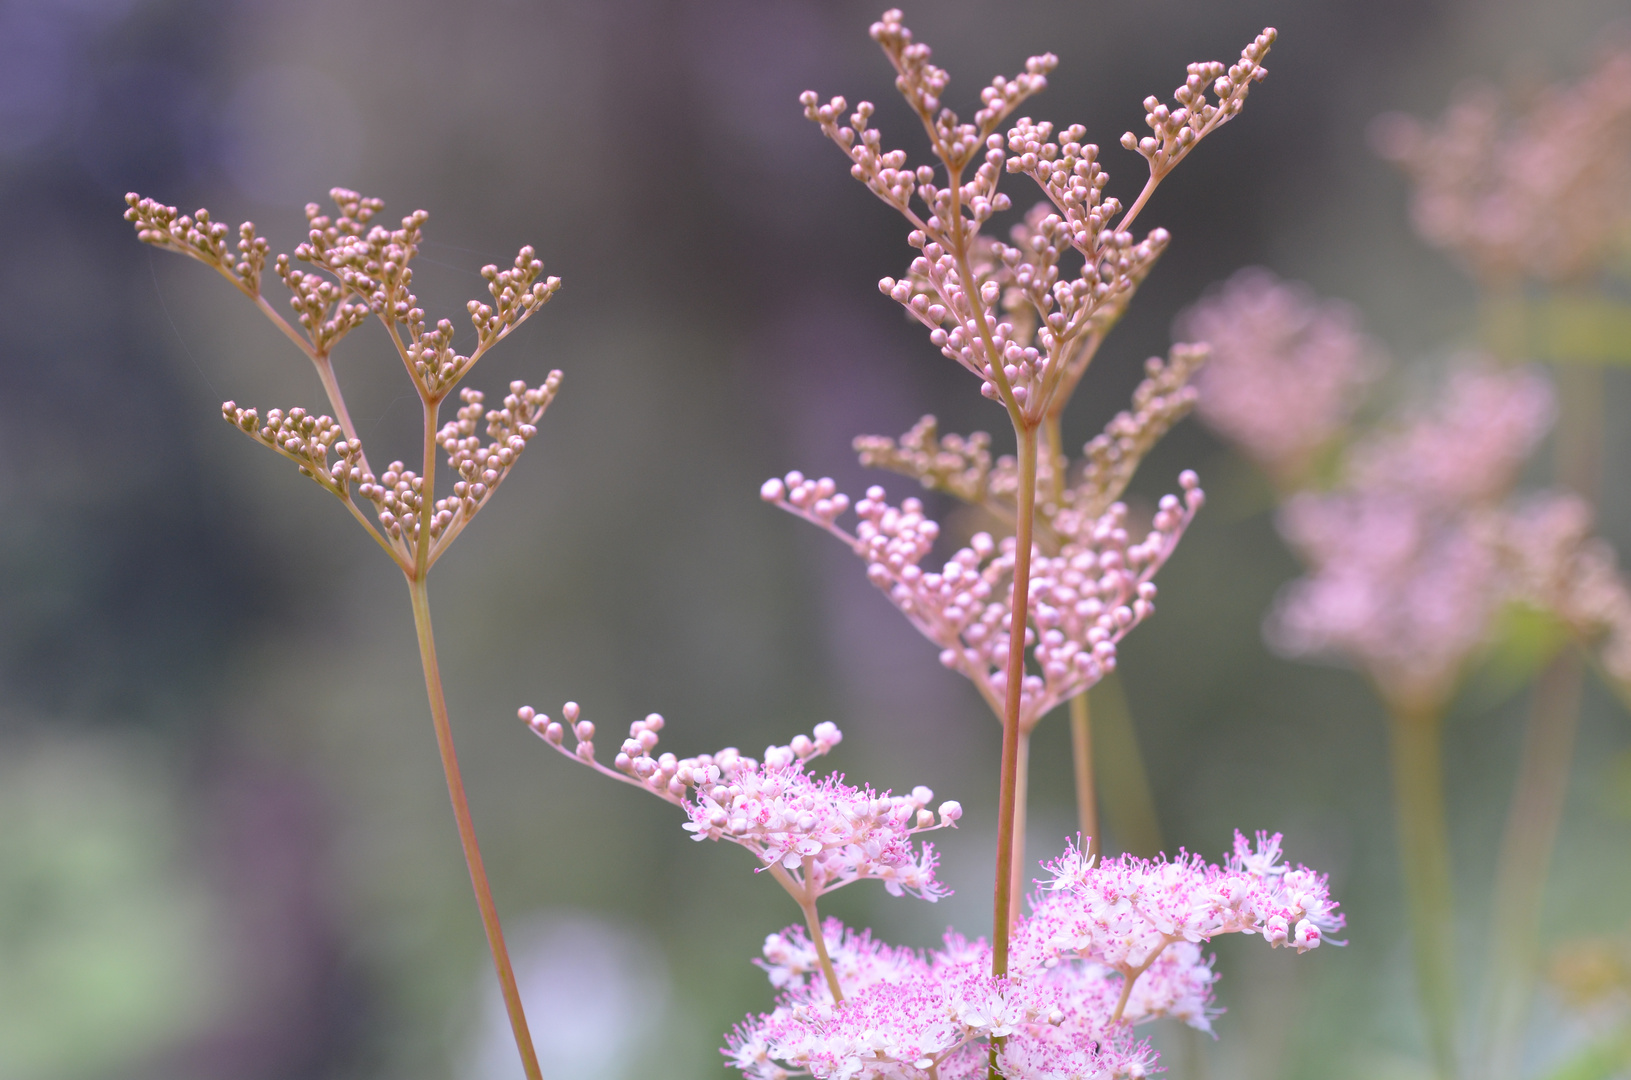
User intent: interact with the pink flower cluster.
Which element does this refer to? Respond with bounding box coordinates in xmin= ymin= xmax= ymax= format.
xmin=1178 ymin=267 xmax=1384 ymax=483
xmin=762 ymin=473 xmax=1201 ymax=730
xmin=726 ymin=833 xmax=1340 ymax=1080
xmin=1269 ymin=363 xmax=1555 ymax=710
xmin=520 ymin=706 xmax=960 ymax=901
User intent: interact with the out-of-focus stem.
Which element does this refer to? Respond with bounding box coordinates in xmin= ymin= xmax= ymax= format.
xmin=1041 ymin=412 xmax=1101 ymax=857
xmin=408 ymin=576 xmax=542 ymax=1080
xmin=992 ymin=424 xmax=1039 ymax=976
xmin=1068 ymin=693 xmax=1099 ymax=856
xmin=1094 ymin=673 xmax=1164 ymax=857
xmin=1387 ymin=704 xmax=1459 ymax=1080
xmin=1480 ymin=649 xmax=1583 ymax=1080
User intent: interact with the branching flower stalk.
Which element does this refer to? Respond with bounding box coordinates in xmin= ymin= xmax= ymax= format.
xmin=518 ymin=15 xmax=1345 ymax=1079
xmin=793 ymin=11 xmax=1273 ymax=964
xmin=124 ymin=189 xmax=561 ymax=1080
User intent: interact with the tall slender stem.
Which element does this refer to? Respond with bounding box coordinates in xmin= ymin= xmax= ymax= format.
xmin=1387 ymin=704 xmax=1459 ymax=1080
xmin=1480 ymin=649 xmax=1583 ymax=1080
xmin=408 ymin=575 xmax=542 ymax=1080
xmin=1006 ymin=731 xmax=1031 ymax=929
xmin=992 ymin=423 xmax=1039 ymax=975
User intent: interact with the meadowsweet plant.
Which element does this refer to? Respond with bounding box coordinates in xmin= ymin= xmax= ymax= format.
xmin=523 ymin=12 xmax=1346 ymax=1079
xmin=1183 ymin=265 xmax=1631 ymax=1079
xmin=123 ymin=189 xmax=559 ymax=1080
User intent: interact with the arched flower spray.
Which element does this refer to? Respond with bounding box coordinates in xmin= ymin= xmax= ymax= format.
xmin=123 ymin=190 xmax=559 ymax=1080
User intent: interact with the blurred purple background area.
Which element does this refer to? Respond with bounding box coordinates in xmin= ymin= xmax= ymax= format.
xmin=1 ymin=0 xmax=1628 ymax=1078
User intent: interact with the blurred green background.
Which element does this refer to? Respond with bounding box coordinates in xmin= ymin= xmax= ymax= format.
xmin=0 ymin=0 xmax=1628 ymax=1077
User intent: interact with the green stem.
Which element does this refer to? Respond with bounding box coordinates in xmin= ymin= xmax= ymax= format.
xmin=408 ymin=575 xmax=542 ymax=1080
xmin=992 ymin=423 xmax=1038 ymax=975
xmin=1480 ymin=647 xmax=1584 ymax=1080
xmin=1041 ymin=412 xmax=1101 ymax=860
xmin=1387 ymin=704 xmax=1459 ymax=1080
xmin=1068 ymin=693 xmax=1098 ymax=858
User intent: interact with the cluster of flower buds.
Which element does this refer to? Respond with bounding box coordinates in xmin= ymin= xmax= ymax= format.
xmin=1179 ymin=268 xmax=1385 ymax=485
xmin=802 ymin=11 xmax=1273 ymax=425
xmin=727 ymin=830 xmax=1338 ymax=1080
xmin=853 ymin=344 xmax=1207 ymax=559
xmin=521 ymin=705 xmax=960 ymax=901
xmin=1121 ymin=29 xmax=1277 ymax=179
xmin=1269 ymin=363 xmax=1557 ymax=711
xmin=124 ymin=194 xmax=270 ymax=297
xmin=1373 ymin=46 xmax=1631 ymax=285
xmin=1499 ymin=493 xmax=1631 ymax=683
xmin=425 ymin=375 xmax=562 ymax=552
xmin=221 ymin=404 xmax=366 ymax=497
xmin=762 ymin=471 xmax=1201 ymax=731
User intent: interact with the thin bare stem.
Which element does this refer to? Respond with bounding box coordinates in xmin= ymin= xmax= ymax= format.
xmin=768 ymin=862 xmax=843 ymax=1003
xmin=992 ymin=423 xmax=1039 ymax=975
xmin=1109 ymin=938 xmax=1170 ymax=1026
xmin=1479 ymin=649 xmax=1583 ymax=1080
xmin=1386 ymin=704 xmax=1459 ymax=1080
xmin=407 ymin=575 xmax=541 ymax=1080
xmin=1006 ymin=731 xmax=1031 ymax=929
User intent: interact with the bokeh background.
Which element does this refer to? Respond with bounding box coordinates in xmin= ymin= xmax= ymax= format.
xmin=1 ymin=0 xmax=1628 ymax=1078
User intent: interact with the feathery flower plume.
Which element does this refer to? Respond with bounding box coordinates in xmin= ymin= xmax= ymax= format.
xmin=1373 ymin=46 xmax=1631 ymax=285
xmin=1177 ymin=268 xmax=1385 ymax=485
xmin=761 ymin=471 xmax=1202 ymax=731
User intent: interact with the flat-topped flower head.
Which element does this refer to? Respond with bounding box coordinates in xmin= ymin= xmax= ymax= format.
xmin=1178 ymin=268 xmax=1384 ymax=485
xmin=521 ymin=705 xmax=958 ymax=901
xmin=1021 ymin=831 xmax=1344 ymax=974
xmin=727 ymin=921 xmax=1154 ymax=1080
xmin=726 ymin=831 xmax=1338 ymax=1080
xmin=762 ymin=472 xmax=1201 ymax=730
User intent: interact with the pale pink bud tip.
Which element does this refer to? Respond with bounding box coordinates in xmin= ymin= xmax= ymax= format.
xmin=761 ymin=478 xmax=786 ymax=501
xmin=563 ymin=701 xmax=581 ymax=722
xmin=517 ymin=706 xmax=536 ymax=723
xmin=938 ymin=800 xmax=963 ymax=823
xmin=574 ymin=719 xmax=595 ymax=741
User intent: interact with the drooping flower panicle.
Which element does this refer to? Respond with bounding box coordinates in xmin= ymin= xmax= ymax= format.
xmin=521 ymin=706 xmax=959 ymax=901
